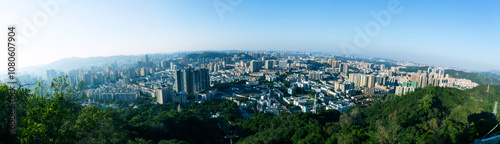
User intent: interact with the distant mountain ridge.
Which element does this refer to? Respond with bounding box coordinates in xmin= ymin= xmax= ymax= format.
xmin=489 ymin=70 xmax=500 ymax=75
xmin=19 ymin=55 xmax=138 ymax=76
xmin=47 ymin=55 xmax=136 ymax=70
xmin=183 ymin=52 xmax=254 ymax=60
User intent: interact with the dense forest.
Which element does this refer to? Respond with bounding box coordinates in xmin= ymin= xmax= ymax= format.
xmin=1 ymin=76 xmax=500 ymax=143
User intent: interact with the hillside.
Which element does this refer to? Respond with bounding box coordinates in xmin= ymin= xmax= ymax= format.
xmin=481 ymin=72 xmax=500 ymax=81
xmin=18 ymin=55 xmax=137 ymax=76
xmin=237 ymin=86 xmax=500 ymax=143
xmin=446 ymin=69 xmax=500 ymax=85
xmin=467 ymin=84 xmax=500 ymax=113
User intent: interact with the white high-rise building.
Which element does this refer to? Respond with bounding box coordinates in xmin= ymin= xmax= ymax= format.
xmin=279 ymin=60 xmax=287 ymax=69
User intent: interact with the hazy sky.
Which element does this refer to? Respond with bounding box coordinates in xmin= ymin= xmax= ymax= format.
xmin=0 ymin=0 xmax=499 ymax=72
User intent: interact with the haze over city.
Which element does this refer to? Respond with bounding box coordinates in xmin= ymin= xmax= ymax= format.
xmin=4 ymin=1 xmax=500 ymax=143
xmin=0 ymin=0 xmax=499 ymax=71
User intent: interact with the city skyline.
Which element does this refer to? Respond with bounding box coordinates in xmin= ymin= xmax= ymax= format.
xmin=2 ymin=1 xmax=500 ymax=143
xmin=0 ymin=0 xmax=499 ymax=72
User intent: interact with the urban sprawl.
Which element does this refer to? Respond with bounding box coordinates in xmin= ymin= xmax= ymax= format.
xmin=9 ymin=51 xmax=479 ymax=115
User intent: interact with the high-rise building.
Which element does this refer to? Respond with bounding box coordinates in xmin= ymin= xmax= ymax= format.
xmin=420 ymin=74 xmax=428 ymax=88
xmin=272 ymin=60 xmax=278 ymax=67
xmin=360 ymin=75 xmax=368 ymax=87
xmin=213 ymin=64 xmax=222 ymax=72
xmin=309 ymin=71 xmax=323 ymax=80
xmin=391 ymin=67 xmax=400 ymax=73
xmin=175 ymin=68 xmax=210 ymax=94
xmin=329 ymin=59 xmax=341 ymax=67
xmin=160 ymin=60 xmax=169 ymax=69
xmin=375 ymin=76 xmax=386 ymax=86
xmin=340 ymin=82 xmax=354 ymax=94
xmin=410 ymin=73 xmax=420 ymax=82
xmin=367 ymin=75 xmax=375 ymax=88
xmin=93 ymin=73 xmax=105 ymax=85
xmin=80 ymin=73 xmax=93 ymax=86
xmin=349 ymin=74 xmax=361 ymax=87
xmin=147 ymin=68 xmax=154 ymax=75
xmin=411 ymin=81 xmax=419 ymax=88
xmin=279 ymin=60 xmax=288 ymax=69
xmin=395 ymin=86 xmax=403 ymax=95
xmin=175 ymin=68 xmax=189 ymax=93
xmin=140 ymin=68 xmax=147 ymax=77
xmin=339 ymin=63 xmax=348 ymax=73
xmin=109 ymin=71 xmax=118 ymax=82
xmin=265 ymin=60 xmax=273 ymax=69
xmin=123 ymin=75 xmax=131 ymax=85
xmin=250 ymin=60 xmax=261 ymax=72
xmin=428 ymin=66 xmax=445 ymax=76
xmin=380 ymin=64 xmax=385 ymax=71
xmin=156 ymin=85 xmax=173 ymax=104
xmin=396 ymin=86 xmax=415 ymax=95
xmin=387 ymin=70 xmax=394 ymax=77
xmin=46 ymin=69 xmax=57 ymax=81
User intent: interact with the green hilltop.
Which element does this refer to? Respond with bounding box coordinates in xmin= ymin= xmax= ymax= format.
xmin=446 ymin=69 xmax=500 ymax=85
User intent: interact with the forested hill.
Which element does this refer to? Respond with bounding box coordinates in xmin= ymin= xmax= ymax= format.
xmin=467 ymin=84 xmax=500 ymax=113
xmin=446 ymin=69 xmax=500 ymax=85
xmin=184 ymin=52 xmax=229 ymax=59
xmin=238 ymin=86 xmax=500 ymax=143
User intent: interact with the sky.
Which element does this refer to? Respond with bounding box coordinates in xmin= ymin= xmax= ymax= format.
xmin=0 ymin=0 xmax=499 ymax=72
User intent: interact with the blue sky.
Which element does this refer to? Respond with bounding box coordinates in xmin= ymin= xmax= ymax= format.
xmin=0 ymin=0 xmax=499 ymax=72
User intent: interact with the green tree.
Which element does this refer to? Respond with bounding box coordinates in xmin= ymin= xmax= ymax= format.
xmin=72 ymin=106 xmax=127 ymax=143
xmin=19 ymin=76 xmax=84 ymax=143
xmin=0 ymin=84 xmax=30 ymax=143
